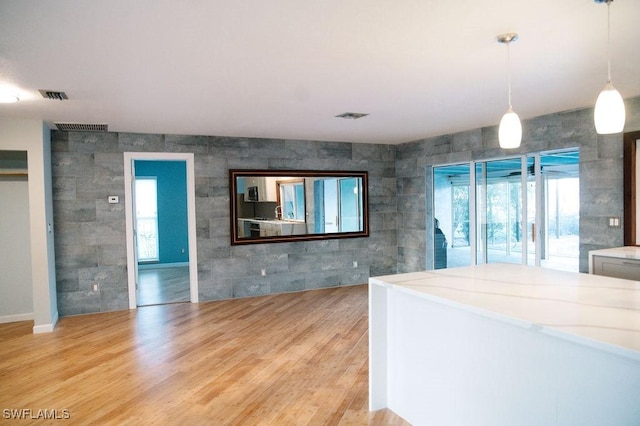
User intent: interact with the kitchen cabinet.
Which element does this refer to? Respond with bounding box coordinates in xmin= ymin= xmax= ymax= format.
xmin=244 ymin=177 xmax=278 ymax=202
xmin=259 ymin=222 xmax=281 ymax=237
xmin=237 ymin=218 xmax=306 ymax=238
xmin=589 ymin=247 xmax=640 ymax=280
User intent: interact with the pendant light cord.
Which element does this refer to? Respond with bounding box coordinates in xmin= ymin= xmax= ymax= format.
xmin=606 ymin=0 xmax=612 ymax=83
xmin=507 ymin=40 xmax=513 ymax=109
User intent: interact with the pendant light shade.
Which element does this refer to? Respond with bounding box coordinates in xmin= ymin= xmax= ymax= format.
xmin=499 ymin=107 xmax=522 ymax=149
xmin=594 ymin=82 xmax=625 ymax=134
xmin=497 ymin=33 xmax=521 ymax=149
xmin=594 ymin=0 xmax=625 ymax=134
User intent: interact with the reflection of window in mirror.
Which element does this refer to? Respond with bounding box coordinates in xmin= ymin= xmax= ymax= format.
xmin=315 ymin=177 xmax=363 ymax=233
xmin=277 ymin=179 xmax=305 ymax=221
xmin=338 ymin=177 xmax=363 ymax=232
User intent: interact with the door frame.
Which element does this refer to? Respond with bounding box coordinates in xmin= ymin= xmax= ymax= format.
xmin=123 ymin=152 xmax=199 ymax=308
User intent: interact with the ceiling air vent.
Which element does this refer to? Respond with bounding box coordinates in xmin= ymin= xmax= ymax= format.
xmin=54 ymin=123 xmax=108 ymax=132
xmin=39 ymin=90 xmax=68 ymax=100
xmin=335 ymin=112 xmax=369 ymax=120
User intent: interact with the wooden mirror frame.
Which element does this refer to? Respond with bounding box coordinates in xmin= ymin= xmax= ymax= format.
xmin=229 ymin=169 xmax=369 ymax=245
xmin=623 ymin=130 xmax=640 ymax=245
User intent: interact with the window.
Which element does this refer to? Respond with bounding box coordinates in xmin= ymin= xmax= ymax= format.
xmin=338 ymin=177 xmax=362 ymax=232
xmin=135 ymin=177 xmax=159 ymax=262
xmin=320 ymin=177 xmax=363 ymax=233
xmin=278 ymin=180 xmax=305 ymax=221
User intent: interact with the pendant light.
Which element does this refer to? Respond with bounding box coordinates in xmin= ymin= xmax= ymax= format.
xmin=0 ymin=88 xmax=19 ymax=103
xmin=594 ymin=0 xmax=625 ymax=134
xmin=497 ymin=33 xmax=521 ymax=149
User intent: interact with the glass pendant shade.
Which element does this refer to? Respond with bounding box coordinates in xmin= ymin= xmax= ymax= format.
xmin=499 ymin=107 xmax=522 ymax=149
xmin=594 ymin=82 xmax=625 ymax=134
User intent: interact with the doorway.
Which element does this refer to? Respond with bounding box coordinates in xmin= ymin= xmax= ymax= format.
xmin=0 ymin=150 xmax=33 ymax=323
xmin=124 ymin=153 xmax=199 ymax=308
xmin=432 ymin=149 xmax=580 ymax=272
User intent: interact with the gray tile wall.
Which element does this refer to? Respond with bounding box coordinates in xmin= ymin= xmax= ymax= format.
xmin=52 ymin=133 xmax=397 ymax=315
xmin=51 ymin=96 xmax=640 ymax=315
xmin=396 ymin=96 xmax=640 ymax=274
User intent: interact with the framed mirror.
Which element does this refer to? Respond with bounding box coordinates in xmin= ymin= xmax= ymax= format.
xmin=230 ymin=170 xmax=369 ymax=245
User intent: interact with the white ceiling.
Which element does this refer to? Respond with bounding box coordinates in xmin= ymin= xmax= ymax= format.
xmin=1 ymin=0 xmax=639 ymax=144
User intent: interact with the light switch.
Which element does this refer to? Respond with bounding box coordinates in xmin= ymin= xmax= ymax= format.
xmin=108 ymin=195 xmax=119 ymax=204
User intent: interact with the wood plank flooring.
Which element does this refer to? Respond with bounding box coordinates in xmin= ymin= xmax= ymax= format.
xmin=0 ymin=285 xmax=408 ymax=425
xmin=137 ymin=265 xmax=190 ymax=306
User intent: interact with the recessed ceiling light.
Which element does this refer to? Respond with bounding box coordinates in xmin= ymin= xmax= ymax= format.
xmin=335 ymin=112 xmax=369 ymax=120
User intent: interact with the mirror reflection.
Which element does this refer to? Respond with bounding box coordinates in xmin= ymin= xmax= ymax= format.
xmin=230 ymin=170 xmax=368 ymax=244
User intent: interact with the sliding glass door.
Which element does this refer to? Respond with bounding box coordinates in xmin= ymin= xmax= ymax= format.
xmin=538 ymin=151 xmax=580 ymax=270
xmin=477 ymin=158 xmax=527 ymax=265
xmin=433 ymin=163 xmax=472 ymax=268
xmin=432 ymin=149 xmax=579 ymax=272
xmin=339 ymin=177 xmax=362 ymax=232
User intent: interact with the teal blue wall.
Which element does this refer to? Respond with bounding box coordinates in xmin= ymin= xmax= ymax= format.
xmin=135 ymin=160 xmax=188 ymax=264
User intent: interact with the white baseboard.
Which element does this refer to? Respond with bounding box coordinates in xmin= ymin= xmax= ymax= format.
xmin=138 ymin=262 xmax=189 ymax=270
xmin=0 ymin=312 xmax=34 ymax=324
xmin=32 ymin=311 xmax=58 ymax=334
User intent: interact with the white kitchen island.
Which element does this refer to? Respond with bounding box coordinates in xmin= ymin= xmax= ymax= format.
xmin=237 ymin=218 xmax=307 ymax=237
xmin=369 ymin=264 xmax=640 ymax=425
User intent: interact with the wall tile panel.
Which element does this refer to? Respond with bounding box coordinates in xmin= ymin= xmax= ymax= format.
xmin=397 ymin=98 xmax=640 ymax=273
xmin=50 ymin=132 xmax=397 ymax=315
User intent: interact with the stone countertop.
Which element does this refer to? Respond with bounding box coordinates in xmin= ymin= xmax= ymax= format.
xmin=238 ymin=218 xmax=277 ymax=224
xmin=370 ymin=263 xmax=640 ymax=361
xmin=238 ymin=218 xmax=304 ymax=225
xmin=589 ymin=246 xmax=640 ymax=260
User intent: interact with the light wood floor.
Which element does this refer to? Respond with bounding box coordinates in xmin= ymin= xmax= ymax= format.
xmin=137 ymin=265 xmax=190 ymax=306
xmin=0 ymin=285 xmax=408 ymax=425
